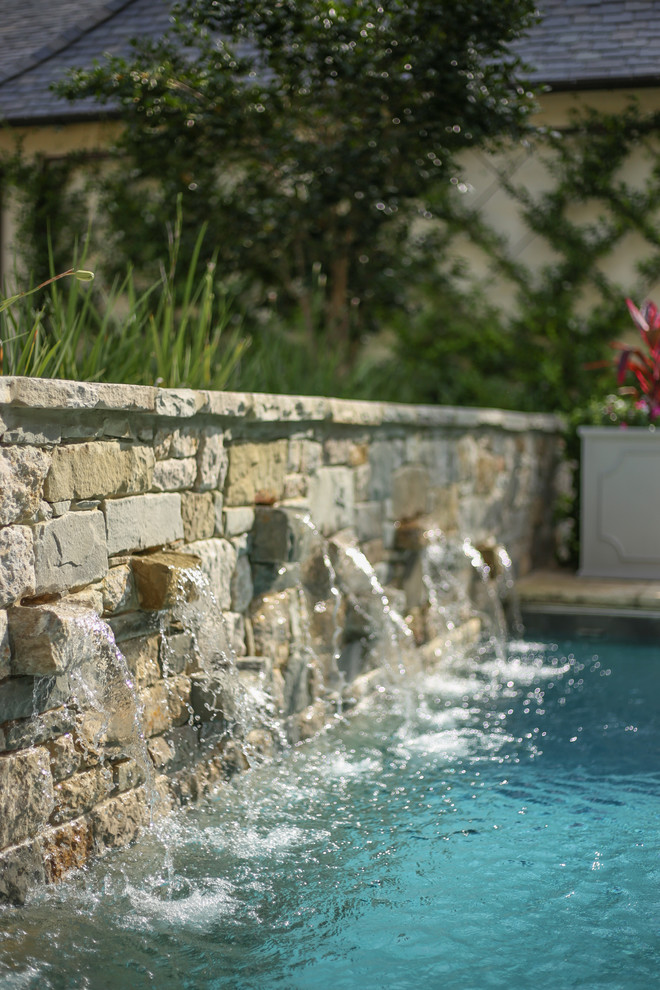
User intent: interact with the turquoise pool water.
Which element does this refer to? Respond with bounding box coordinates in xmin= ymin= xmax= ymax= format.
xmin=1 ymin=637 xmax=659 ymax=989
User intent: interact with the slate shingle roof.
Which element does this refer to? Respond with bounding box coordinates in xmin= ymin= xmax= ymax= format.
xmin=0 ymin=0 xmax=658 ymax=127
xmin=0 ymin=0 xmax=173 ymax=124
xmin=517 ymin=0 xmax=660 ymax=89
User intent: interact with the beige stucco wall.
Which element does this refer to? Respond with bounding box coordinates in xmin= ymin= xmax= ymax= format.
xmin=448 ymin=87 xmax=660 ymax=316
xmin=2 ymin=87 xmax=660 ymax=307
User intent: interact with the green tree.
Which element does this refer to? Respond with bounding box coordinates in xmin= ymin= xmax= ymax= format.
xmin=58 ymin=0 xmax=538 ymax=346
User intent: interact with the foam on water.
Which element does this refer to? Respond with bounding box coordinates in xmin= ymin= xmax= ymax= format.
xmin=2 ymin=628 xmax=660 ymax=990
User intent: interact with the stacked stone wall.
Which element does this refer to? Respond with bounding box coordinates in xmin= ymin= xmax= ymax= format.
xmin=0 ymin=377 xmax=563 ymax=901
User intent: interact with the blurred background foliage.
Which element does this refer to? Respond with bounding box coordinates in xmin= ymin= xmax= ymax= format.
xmin=2 ymin=1 xmax=660 ymax=418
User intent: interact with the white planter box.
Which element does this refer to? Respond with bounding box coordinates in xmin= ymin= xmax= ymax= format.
xmin=580 ymin=426 xmax=660 ymax=578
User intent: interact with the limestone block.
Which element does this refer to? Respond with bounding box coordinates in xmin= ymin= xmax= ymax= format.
xmin=355 ymin=502 xmax=384 ymax=542
xmin=46 ymin=733 xmax=81 ymax=782
xmin=196 ymin=426 xmax=228 ymax=492
xmin=252 ymin=561 xmax=301 ymax=597
xmin=224 ymin=611 xmax=247 ymax=657
xmin=89 ymin=787 xmax=149 ymax=854
xmin=51 ymin=767 xmax=112 ymax=825
xmin=308 ymin=466 xmax=355 ymax=536
xmin=42 ymin=819 xmax=93 ymax=884
xmin=151 ymin=457 xmax=197 ymax=493
xmin=0 ymin=747 xmax=55 ymax=848
xmin=103 ymin=493 xmax=183 ymax=556
xmin=0 ymin=446 xmax=50 ymax=525
xmin=0 ymin=837 xmax=46 ymax=904
xmin=155 ymin=388 xmax=203 ymax=418
xmin=154 ymin=427 xmax=199 ymax=460
xmin=8 ymin=600 xmax=105 ymax=676
xmin=283 ymin=474 xmax=307 ymax=500
xmin=139 ymin=676 xmax=191 ymax=737
xmin=213 ymin=492 xmax=224 ymax=536
xmin=181 ymin=492 xmax=215 ymax=542
xmin=250 ymin=505 xmax=317 ymax=564
xmin=0 ymin=525 xmax=35 ymax=607
xmin=183 ymin=538 xmax=236 ymax=611
xmin=44 ymin=441 xmax=155 ymax=502
xmin=111 ymin=757 xmax=146 ymax=794
xmin=231 ymin=554 xmax=253 ymax=613
xmin=0 ymin=412 xmax=61 ymax=446
xmin=146 ymin=735 xmax=175 ymax=770
xmin=1 ymin=708 xmax=75 ymax=754
xmin=0 ymin=676 xmax=72 ymax=726
xmin=392 ymin=464 xmax=431 ymax=521
xmin=0 ymin=608 xmax=9 ymax=679
xmin=405 ymin=435 xmax=453 ymax=487
xmin=131 ymin=550 xmax=202 ymax=610
xmin=324 ymin=438 xmax=368 ymax=466
xmin=224 ymin=440 xmax=287 ymax=506
xmin=249 ymin=590 xmax=293 ymax=667
xmin=101 ymin=563 xmax=137 ymax=614
xmin=222 ymin=506 xmax=255 ymax=537
xmin=429 ymin=484 xmax=460 ymax=533
xmin=107 ymin=608 xmax=162 ymax=644
xmin=147 ymin=725 xmax=200 ymax=773
xmin=33 ymin=511 xmax=108 ymax=595
xmin=121 ymin=634 xmax=162 ymax=688
xmin=287 ymin=438 xmax=322 ymax=475
xmin=160 ymin=631 xmax=195 ymax=675
xmin=368 ymin=438 xmax=406 ymax=501
xmin=189 ymin=670 xmax=242 ymax=724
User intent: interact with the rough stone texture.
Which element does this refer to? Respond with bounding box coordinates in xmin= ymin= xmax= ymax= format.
xmin=44 ymin=441 xmax=155 ymax=502
xmin=139 ymin=676 xmax=191 ymax=737
xmin=0 ymin=378 xmax=563 ymax=901
xmin=89 ymin=787 xmax=150 ymax=854
xmin=42 ymin=819 xmax=94 ymax=884
xmin=131 ymin=550 xmax=203 ymax=611
xmin=160 ymin=631 xmax=195 ymax=675
xmin=231 ymin=554 xmax=254 ymax=614
xmin=250 ymin=506 xmax=317 ymax=564
xmin=223 ymin=506 xmax=255 ymax=537
xmin=2 ymin=708 xmax=76 ymax=753
xmin=154 ymin=427 xmax=199 ymax=460
xmin=225 ymin=440 xmax=287 ymax=506
xmin=51 ymin=767 xmax=113 ymax=825
xmin=181 ymin=492 xmax=216 ymax=542
xmin=196 ymin=426 xmax=228 ymax=491
xmin=46 ymin=733 xmax=81 ymax=782
xmin=183 ymin=538 xmax=237 ymax=611
xmin=0 ymin=747 xmax=54 ymax=848
xmin=0 ymin=676 xmax=71 ymax=725
xmin=8 ymin=601 xmax=106 ymax=676
xmin=33 ymin=511 xmax=108 ymax=595
xmin=111 ymin=758 xmax=146 ymax=794
xmin=0 ymin=837 xmax=46 ymax=904
xmin=0 ymin=524 xmax=35 ymax=607
xmin=103 ymin=493 xmax=184 ymax=556
xmin=0 ymin=446 xmax=50 ymax=525
xmin=308 ymin=466 xmax=355 ymax=536
xmin=391 ymin=465 xmax=431 ymax=521
xmin=0 ymin=608 xmax=9 ymax=680
xmin=152 ymin=457 xmax=198 ymax=493
xmin=121 ymin=634 xmax=162 ymax=688
xmin=101 ymin=563 xmax=137 ymax=614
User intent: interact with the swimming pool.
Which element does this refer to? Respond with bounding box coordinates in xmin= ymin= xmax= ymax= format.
xmin=1 ymin=636 xmax=658 ymax=989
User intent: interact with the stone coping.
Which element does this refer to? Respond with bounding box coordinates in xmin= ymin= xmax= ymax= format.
xmin=516 ymin=569 xmax=660 ymax=611
xmin=0 ymin=377 xmax=563 ymax=432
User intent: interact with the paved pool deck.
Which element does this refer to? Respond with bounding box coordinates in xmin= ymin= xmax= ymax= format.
xmin=515 ymin=570 xmax=660 ymax=640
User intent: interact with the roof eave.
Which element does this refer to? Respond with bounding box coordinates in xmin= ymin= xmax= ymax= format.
xmin=539 ymin=73 xmax=660 ymax=93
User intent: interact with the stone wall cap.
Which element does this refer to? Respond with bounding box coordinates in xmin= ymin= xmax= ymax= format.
xmin=0 ymin=377 xmax=563 ymax=432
